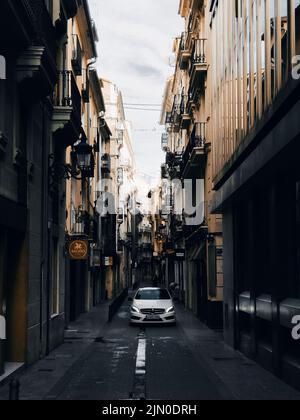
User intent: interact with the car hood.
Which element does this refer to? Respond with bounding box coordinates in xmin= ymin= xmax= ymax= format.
xmin=132 ymin=300 xmax=173 ymax=310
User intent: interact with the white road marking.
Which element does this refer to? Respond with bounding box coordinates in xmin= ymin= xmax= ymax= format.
xmin=135 ymin=338 xmax=146 ymax=376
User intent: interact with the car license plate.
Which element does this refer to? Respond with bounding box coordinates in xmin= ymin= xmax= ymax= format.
xmin=146 ymin=315 xmax=160 ymax=320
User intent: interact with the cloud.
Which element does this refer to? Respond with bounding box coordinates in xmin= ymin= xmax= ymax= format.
xmin=89 ymin=0 xmax=183 ymax=188
xmin=129 ymin=62 xmax=162 ymax=78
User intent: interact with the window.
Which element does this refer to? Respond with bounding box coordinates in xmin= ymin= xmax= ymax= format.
xmin=135 ymin=289 xmax=171 ymax=301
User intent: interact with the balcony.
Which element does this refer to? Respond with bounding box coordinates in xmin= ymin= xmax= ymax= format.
xmin=101 ymin=154 xmax=111 ymax=174
xmin=181 ymin=122 xmax=207 ymax=179
xmin=161 ymin=164 xmax=168 ymax=179
xmin=15 ymin=0 xmax=57 ymax=100
xmin=161 ymin=132 xmax=169 ymax=151
xmin=166 ymin=152 xmax=183 ymax=180
xmin=189 ymin=38 xmax=208 ymax=99
xmin=52 ymin=70 xmax=82 ymax=146
xmin=171 ymin=95 xmax=181 ymax=133
xmin=72 ymin=34 xmax=83 ymax=76
xmin=179 ymin=94 xmax=191 ymax=129
xmin=165 ymin=112 xmax=173 ymax=125
xmin=82 ymin=69 xmax=90 ymax=103
xmin=71 ymin=209 xmax=92 ymax=238
xmin=179 ymin=32 xmax=191 ymax=70
xmin=0 ymin=1 xmax=35 ymax=55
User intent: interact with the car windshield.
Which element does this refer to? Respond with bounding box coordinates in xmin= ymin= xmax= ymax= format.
xmin=135 ymin=289 xmax=171 ymax=300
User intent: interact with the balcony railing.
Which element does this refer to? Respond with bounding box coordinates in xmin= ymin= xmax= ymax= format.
xmin=165 ymin=112 xmax=173 ymax=125
xmin=71 ymin=209 xmax=91 ymax=237
xmin=187 ymin=12 xmax=195 ymax=34
xmin=171 ymin=95 xmax=181 ymax=132
xmin=191 ymin=122 xmax=206 ymax=147
xmin=181 ymin=122 xmax=207 ymax=178
xmin=180 ymin=94 xmax=188 ymax=115
xmin=179 ymin=94 xmax=191 ymax=129
xmin=72 ymin=34 xmax=82 ymax=76
xmin=161 ymin=164 xmax=168 ymax=179
xmin=191 ymin=38 xmax=207 ymax=66
xmin=82 ymin=69 xmax=90 ymax=103
xmin=54 ymin=70 xmax=72 ymax=107
xmin=179 ymin=32 xmax=192 ymax=70
xmin=71 ymin=72 xmax=81 ymax=120
xmin=101 ymin=154 xmax=111 ymax=173
xmin=180 ymin=32 xmax=188 ymax=51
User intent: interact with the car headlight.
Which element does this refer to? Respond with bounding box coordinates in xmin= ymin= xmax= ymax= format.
xmin=166 ymin=306 xmax=175 ymax=313
xmin=131 ymin=306 xmax=140 ymax=313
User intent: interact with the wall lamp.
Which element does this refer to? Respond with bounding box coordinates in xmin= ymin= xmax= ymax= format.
xmin=49 ymin=137 xmax=95 ymax=184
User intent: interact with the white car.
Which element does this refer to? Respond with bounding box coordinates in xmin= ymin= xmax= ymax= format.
xmin=130 ymin=287 xmax=176 ymax=325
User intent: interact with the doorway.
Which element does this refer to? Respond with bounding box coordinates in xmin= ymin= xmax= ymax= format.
xmin=0 ymin=229 xmax=27 ymax=375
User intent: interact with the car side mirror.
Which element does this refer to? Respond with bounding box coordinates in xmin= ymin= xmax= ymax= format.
xmin=128 ymin=297 xmax=133 ymax=302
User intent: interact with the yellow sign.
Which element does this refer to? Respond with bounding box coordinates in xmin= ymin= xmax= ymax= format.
xmin=69 ymin=240 xmax=89 ymax=260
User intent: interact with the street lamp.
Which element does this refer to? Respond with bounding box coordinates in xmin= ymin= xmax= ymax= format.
xmin=74 ymin=139 xmax=94 ymax=174
xmin=49 ymin=136 xmax=95 ymax=185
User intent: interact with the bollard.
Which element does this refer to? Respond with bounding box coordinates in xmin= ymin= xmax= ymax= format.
xmin=9 ymin=379 xmax=20 ymax=401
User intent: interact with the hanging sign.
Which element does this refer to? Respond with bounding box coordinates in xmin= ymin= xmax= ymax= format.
xmin=68 ymin=240 xmax=89 ymax=260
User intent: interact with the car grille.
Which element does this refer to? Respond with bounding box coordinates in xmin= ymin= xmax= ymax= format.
xmin=140 ymin=309 xmax=165 ymax=315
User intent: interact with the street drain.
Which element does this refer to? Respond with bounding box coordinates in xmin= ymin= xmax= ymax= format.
xmin=39 ymin=369 xmax=54 ymax=372
xmin=213 ymin=357 xmax=241 ymax=362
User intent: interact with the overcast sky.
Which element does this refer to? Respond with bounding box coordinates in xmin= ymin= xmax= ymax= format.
xmin=89 ymin=0 xmax=183 ymax=191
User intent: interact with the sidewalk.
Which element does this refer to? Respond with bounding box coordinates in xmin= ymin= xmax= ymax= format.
xmin=175 ymin=304 xmax=300 ymax=401
xmin=0 ymin=302 xmax=110 ymax=401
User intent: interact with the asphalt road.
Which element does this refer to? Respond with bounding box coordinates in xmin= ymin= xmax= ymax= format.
xmin=46 ymin=300 xmax=223 ymax=401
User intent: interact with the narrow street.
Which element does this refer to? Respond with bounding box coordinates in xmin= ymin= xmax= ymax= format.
xmin=52 ymin=301 xmax=223 ymax=401
xmin=1 ymin=287 xmax=299 ymax=401
xmin=1 ymin=0 xmax=300 ymax=402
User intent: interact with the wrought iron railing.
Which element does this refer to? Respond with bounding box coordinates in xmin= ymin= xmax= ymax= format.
xmin=101 ymin=154 xmax=111 ymax=173
xmin=82 ymin=68 xmax=90 ymax=103
xmin=180 ymin=32 xmax=188 ymax=51
xmin=71 ymin=72 xmax=82 ymax=121
xmin=165 ymin=112 xmax=173 ymax=124
xmin=171 ymin=94 xmax=181 ymax=125
xmin=71 ymin=208 xmax=91 ymax=236
xmin=54 ymin=71 xmax=72 ymax=107
xmin=191 ymin=38 xmax=207 ymax=65
xmin=72 ymin=34 xmax=82 ymax=76
xmin=181 ymin=122 xmax=207 ymax=174
xmin=180 ymin=94 xmax=189 ymax=115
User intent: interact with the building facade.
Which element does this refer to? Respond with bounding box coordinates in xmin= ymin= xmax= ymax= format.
xmin=100 ymin=79 xmax=138 ymax=298
xmin=0 ymin=0 xmax=78 ymax=376
xmin=63 ymin=1 xmax=103 ymax=323
xmin=210 ymin=0 xmax=300 ymax=390
xmin=0 ymin=0 xmax=110 ymax=379
xmin=160 ymin=0 xmax=223 ymax=327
